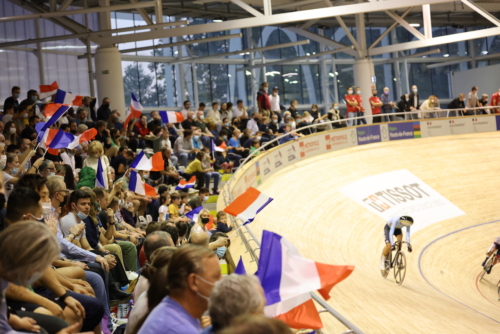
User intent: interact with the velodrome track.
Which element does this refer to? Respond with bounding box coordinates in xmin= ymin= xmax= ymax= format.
xmin=221 ymin=131 xmax=500 ymax=333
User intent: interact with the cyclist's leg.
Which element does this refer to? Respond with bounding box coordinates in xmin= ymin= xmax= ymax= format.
xmin=382 ymin=225 xmax=392 ymax=256
xmin=394 ymin=228 xmax=403 ymax=247
xmin=494 ymin=246 xmax=500 ymax=266
xmin=483 ymin=243 xmax=497 ymax=267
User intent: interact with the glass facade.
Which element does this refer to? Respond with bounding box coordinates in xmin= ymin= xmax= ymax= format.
xmin=1 ymin=2 xmax=500 ymax=111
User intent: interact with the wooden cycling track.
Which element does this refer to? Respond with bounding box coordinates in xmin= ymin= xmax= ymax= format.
xmin=222 ymin=131 xmax=500 ymax=334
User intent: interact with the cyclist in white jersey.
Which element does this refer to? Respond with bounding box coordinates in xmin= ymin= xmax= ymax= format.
xmin=481 ymin=236 xmax=500 ymax=274
xmin=381 ymin=216 xmax=413 ymax=270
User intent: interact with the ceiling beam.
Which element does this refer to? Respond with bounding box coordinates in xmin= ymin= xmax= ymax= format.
xmin=368 ymin=7 xmax=412 ymax=49
xmin=98 ymin=0 xmax=457 ymax=46
xmin=283 ymin=27 xmax=359 ymax=57
xmin=230 ymin=0 xmax=263 ymax=17
xmin=335 ymin=16 xmax=361 ymax=52
xmin=58 ymin=0 xmax=74 ymax=11
xmin=130 ymin=0 xmax=154 ymax=25
xmin=460 ymin=0 xmax=500 ymax=27
xmin=385 ymin=10 xmax=426 ymax=40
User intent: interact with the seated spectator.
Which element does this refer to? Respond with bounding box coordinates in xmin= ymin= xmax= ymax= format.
xmin=187 ymin=187 xmax=209 ymax=209
xmin=447 ymin=94 xmax=466 ymax=117
xmin=95 ymin=120 xmax=117 ymax=159
xmin=215 ymin=211 xmax=232 ymax=233
xmin=137 ymin=245 xmax=221 ymax=334
xmin=173 ymin=129 xmax=197 ymax=168
xmin=149 ymin=148 xmax=180 ymax=186
xmin=178 ymin=192 xmax=191 ymax=216
xmin=168 ymin=193 xmax=190 ymax=222
xmin=214 ymin=150 xmax=233 ymax=174
xmin=83 ymin=141 xmax=111 ymax=190
xmin=249 ymin=139 xmax=260 ymax=157
xmin=233 ymin=100 xmax=248 ymax=119
xmin=194 ymin=110 xmax=212 ymax=138
xmin=220 ymin=102 xmax=232 ymax=121
xmin=184 ymin=152 xmax=213 ymax=190
xmin=127 ymin=247 xmax=176 ymax=334
xmin=200 ymin=147 xmax=220 ymax=194
xmin=268 ymin=114 xmax=279 ymax=134
xmin=4 ymin=120 xmax=19 ymax=145
xmin=182 ymin=111 xmax=197 ymax=130
xmin=192 ymin=129 xmax=205 ymax=151
xmin=3 ymin=151 xmax=35 ymax=199
xmin=158 ymin=193 xmax=171 ymax=222
xmin=134 ymin=115 xmax=150 ymax=143
xmin=278 ymin=124 xmax=304 ymax=145
xmin=218 ymin=315 xmax=292 ymax=334
xmin=326 ymin=103 xmax=345 ymax=128
xmin=111 ymin=147 xmax=134 ymax=180
xmin=203 ymin=274 xmax=266 ymax=334
xmin=227 ymin=129 xmax=247 ymax=167
xmin=206 ymin=102 xmax=221 ymax=125
xmin=147 ymin=111 xmax=162 ymax=132
xmin=220 ymin=117 xmax=233 ymax=138
xmin=175 ymin=221 xmax=189 ymax=246
xmin=191 ymin=208 xmax=213 ymax=234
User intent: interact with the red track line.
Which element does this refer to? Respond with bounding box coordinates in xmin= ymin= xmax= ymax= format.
xmin=475 ymin=270 xmax=500 ymax=308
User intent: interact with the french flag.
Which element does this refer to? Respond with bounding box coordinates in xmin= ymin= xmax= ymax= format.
xmin=39 ymin=81 xmax=59 ymax=99
xmin=175 ymin=176 xmax=196 ymax=190
xmin=129 ymin=151 xmax=164 ymax=171
xmin=129 ymin=170 xmax=157 ymax=196
xmin=48 ymin=130 xmax=75 ymax=149
xmin=54 ymin=89 xmax=83 ymax=106
xmin=124 ymin=93 xmax=143 ymax=128
xmin=185 ymin=206 xmax=214 ymax=230
xmin=257 ymin=230 xmax=354 ymax=330
xmin=95 ymin=158 xmax=106 ymax=188
xmin=67 ymin=128 xmax=98 ymax=149
xmin=159 ymin=111 xmax=184 ymax=124
xmin=39 ymin=104 xmax=71 ymax=133
xmin=223 ymin=187 xmax=273 ymax=225
xmin=211 ymin=139 xmax=227 ymax=152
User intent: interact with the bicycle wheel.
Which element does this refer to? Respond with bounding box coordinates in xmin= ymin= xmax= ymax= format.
xmin=480 ymin=256 xmax=494 ymax=281
xmin=394 ymin=251 xmax=406 ymax=285
xmin=381 ymin=252 xmax=391 ymax=278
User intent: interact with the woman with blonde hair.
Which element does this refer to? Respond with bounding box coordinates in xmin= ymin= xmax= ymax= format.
xmin=83 ymin=141 xmax=111 ymax=190
xmin=191 ymin=208 xmax=212 ymax=233
xmin=420 ymin=95 xmax=438 ymax=118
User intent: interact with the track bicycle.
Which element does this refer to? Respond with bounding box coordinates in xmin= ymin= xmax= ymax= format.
xmin=380 ymin=241 xmax=411 ymax=286
xmin=480 ymin=252 xmax=499 ymax=281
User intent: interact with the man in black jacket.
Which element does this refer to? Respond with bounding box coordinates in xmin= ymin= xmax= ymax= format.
xmin=408 ymin=85 xmax=420 ymax=119
xmin=97 ymin=97 xmax=111 ymax=121
xmin=447 ymin=94 xmax=466 ymax=116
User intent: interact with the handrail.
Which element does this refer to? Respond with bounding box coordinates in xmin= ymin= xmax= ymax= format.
xmin=220 ymin=106 xmax=497 ymax=334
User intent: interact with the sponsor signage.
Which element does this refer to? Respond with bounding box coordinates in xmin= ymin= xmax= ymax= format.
xmin=259 ymin=156 xmax=273 ymax=183
xmin=298 ymin=136 xmax=324 ymax=158
xmin=339 ymin=169 xmax=465 ymax=233
xmin=448 ymin=118 xmax=471 ymax=135
xmin=242 ymin=164 xmax=257 ymax=191
xmin=419 ymin=120 xmax=451 ymax=138
xmin=496 ymin=115 xmax=500 ymax=131
xmin=255 ymin=161 xmax=262 ymax=186
xmin=471 ymin=116 xmax=496 ymax=133
xmin=357 ymin=125 xmax=381 ymax=145
xmin=273 ymin=148 xmax=285 ymax=170
xmin=388 ymin=122 xmax=421 ymax=140
xmin=286 ymin=142 xmax=299 ymax=163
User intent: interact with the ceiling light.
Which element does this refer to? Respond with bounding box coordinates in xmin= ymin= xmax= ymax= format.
xmin=481 ymin=50 xmax=488 ymax=55
xmin=443 ymin=54 xmax=449 ymax=57
xmin=410 ymin=23 xmax=420 ymax=27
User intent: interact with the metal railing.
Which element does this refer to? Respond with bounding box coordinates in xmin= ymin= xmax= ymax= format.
xmin=220 ymin=106 xmax=497 ymax=334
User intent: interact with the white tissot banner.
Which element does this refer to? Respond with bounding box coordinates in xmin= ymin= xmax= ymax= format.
xmin=339 ymin=169 xmax=465 ymax=233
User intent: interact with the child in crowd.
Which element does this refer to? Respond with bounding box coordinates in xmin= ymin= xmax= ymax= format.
xmin=215 ymin=149 xmax=234 ymax=173
xmin=158 ymin=193 xmax=170 ymax=222
xmin=249 ymin=139 xmax=260 ymax=157
xmin=168 ymin=192 xmax=190 ymax=222
xmin=216 ymin=211 xmax=233 ymax=233
xmin=178 ymin=192 xmax=192 ymax=215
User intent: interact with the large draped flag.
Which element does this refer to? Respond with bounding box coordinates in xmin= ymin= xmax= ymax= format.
xmin=67 ymin=128 xmax=98 ymax=149
xmin=54 ymin=89 xmax=83 ymax=106
xmin=39 ymin=81 xmax=59 ymax=99
xmin=124 ymin=93 xmax=143 ymax=128
xmin=257 ymin=230 xmax=354 ymax=330
xmin=175 ymin=176 xmax=196 ymax=190
xmin=129 ymin=151 xmax=164 ymax=171
xmin=159 ymin=111 xmax=184 ymax=124
xmin=129 ymin=170 xmax=157 ymax=196
xmin=223 ymin=187 xmax=273 ymax=225
xmin=95 ymin=158 xmax=106 ymax=188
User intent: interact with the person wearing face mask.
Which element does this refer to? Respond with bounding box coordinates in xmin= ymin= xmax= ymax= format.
xmin=81 ymin=96 xmax=97 ymax=122
xmin=200 ymin=147 xmax=221 ymax=194
xmin=490 ymin=88 xmax=500 ymax=114
xmin=327 ymin=103 xmax=345 ymax=128
xmin=269 ymin=86 xmax=281 ymax=120
xmin=369 ymin=90 xmax=384 ymax=123
xmin=97 ymin=97 xmax=111 ymax=122
xmin=188 ymin=188 xmax=210 ymax=209
xmin=246 ymin=112 xmax=261 ymax=136
xmin=3 ymin=121 xmax=19 ymax=145
xmin=19 ymin=89 xmax=38 ymax=108
xmin=138 ymin=245 xmax=221 ymax=334
xmin=408 ymin=85 xmax=420 ymax=119
xmin=4 ymin=86 xmax=21 ymax=113
xmin=397 ymin=94 xmax=412 ymax=120
xmin=181 ymin=111 xmax=197 ymax=130
xmin=447 ymin=93 xmax=467 ymax=117
xmin=3 ymin=151 xmax=35 ymax=199
xmin=269 ymin=114 xmax=279 ymax=134
xmin=195 ymin=110 xmax=214 ymax=138
xmin=420 ymin=95 xmax=438 ymax=118
xmin=227 ymin=129 xmax=247 ymax=167
xmin=287 ymin=100 xmax=299 ymax=119
xmin=220 ymin=117 xmax=233 ymax=138
xmin=380 ymin=87 xmax=396 ymax=122
xmin=354 ymin=87 xmax=367 ymax=125
xmin=20 ymin=115 xmax=40 ymax=140
xmin=344 ymin=87 xmax=359 ymax=127
xmin=206 ymin=102 xmax=221 ymax=125
xmin=256 ymin=82 xmax=271 ymax=117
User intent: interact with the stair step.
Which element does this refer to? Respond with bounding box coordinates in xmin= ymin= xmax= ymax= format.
xmin=206 ymin=195 xmax=219 ymax=203
xmin=221 ymin=174 xmax=233 ymax=182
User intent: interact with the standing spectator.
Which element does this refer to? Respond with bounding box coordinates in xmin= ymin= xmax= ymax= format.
xmin=327 ymin=103 xmax=345 ymax=128
xmin=380 ymin=87 xmax=395 ymax=122
xmin=256 ymin=82 xmax=271 ymax=117
xmin=82 ymin=96 xmax=97 ymax=122
xmin=355 ymin=87 xmax=366 ymax=125
xmin=369 ymin=89 xmax=383 ymax=123
xmin=408 ymin=85 xmax=420 ymax=119
xmin=490 ymin=88 xmax=500 ymax=114
xmin=468 ymin=86 xmax=479 ymax=110
xmin=97 ymin=97 xmax=111 ymax=121
xmin=206 ymin=102 xmax=221 ymax=125
xmin=232 ymin=100 xmax=248 ymax=119
xmin=137 ymin=245 xmax=221 ymax=334
xmin=3 ymin=86 xmax=20 ymax=112
xmin=173 ymin=130 xmax=197 ymax=168
xmin=180 ymin=101 xmax=191 ymax=119
xmin=287 ymin=100 xmax=298 ymax=119
xmin=344 ymin=87 xmax=358 ymax=126
xmin=397 ymin=94 xmax=411 ymax=120
xmin=309 ymin=104 xmax=321 ymax=121
xmin=83 ymin=141 xmax=112 ymax=190
xmin=269 ymin=86 xmax=281 ymax=122
xmin=420 ymin=95 xmax=438 ymax=118
xmin=447 ymin=94 xmax=466 ymax=117
xmin=19 ymin=89 xmax=38 ymax=107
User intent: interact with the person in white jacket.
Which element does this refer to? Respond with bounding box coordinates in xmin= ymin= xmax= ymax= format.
xmin=419 ymin=95 xmax=438 ymax=118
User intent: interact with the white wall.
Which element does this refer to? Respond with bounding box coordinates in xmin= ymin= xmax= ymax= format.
xmin=451 ymin=63 xmax=500 ymax=98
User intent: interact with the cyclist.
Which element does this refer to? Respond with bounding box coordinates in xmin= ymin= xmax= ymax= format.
xmin=381 ymin=216 xmax=413 ymax=270
xmin=481 ymin=237 xmax=500 ymax=274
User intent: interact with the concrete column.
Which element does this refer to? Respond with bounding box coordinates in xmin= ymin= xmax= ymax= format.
xmin=353 ymin=58 xmax=375 ymax=123
xmin=94 ymin=47 xmax=126 ymax=116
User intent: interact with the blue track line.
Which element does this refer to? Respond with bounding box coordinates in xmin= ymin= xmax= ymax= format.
xmin=418 ymin=219 xmax=500 ymax=323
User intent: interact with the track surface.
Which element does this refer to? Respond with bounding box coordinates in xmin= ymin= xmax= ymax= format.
xmin=226 ymin=132 xmax=500 ymax=333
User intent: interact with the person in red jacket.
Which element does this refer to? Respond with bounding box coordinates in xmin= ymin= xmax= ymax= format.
xmin=134 ymin=114 xmax=151 ymax=149
xmin=344 ymin=86 xmax=358 ymax=127
xmin=355 ymin=87 xmax=366 ymax=125
xmin=257 ymin=82 xmax=271 ymax=117
xmin=490 ymin=88 xmax=500 ymax=114
xmin=369 ymin=89 xmax=383 ymax=123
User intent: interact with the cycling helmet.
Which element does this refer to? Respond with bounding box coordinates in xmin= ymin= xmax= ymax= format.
xmin=400 ymin=216 xmax=414 ymax=227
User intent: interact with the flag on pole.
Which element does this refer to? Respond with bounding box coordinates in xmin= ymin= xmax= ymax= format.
xmin=159 ymin=111 xmax=184 ymax=124
xmin=128 ymin=170 xmax=157 ymax=196
xmin=234 ymin=256 xmax=247 ymax=275
xmin=68 ymin=128 xmax=98 ymax=149
xmin=211 ymin=139 xmax=227 ymax=152
xmin=39 ymin=81 xmax=59 ymax=99
xmin=47 ymin=130 xmax=75 ymax=149
xmin=40 ymin=104 xmax=71 ymax=132
xmin=223 ymin=187 xmax=273 ymax=225
xmin=129 ymin=151 xmax=164 ymax=171
xmin=257 ymin=230 xmax=354 ymax=330
xmin=175 ymin=176 xmax=196 ymax=190
xmin=124 ymin=93 xmax=143 ymax=128
xmin=54 ymin=89 xmax=83 ymax=106
xmin=95 ymin=158 xmax=106 ymax=188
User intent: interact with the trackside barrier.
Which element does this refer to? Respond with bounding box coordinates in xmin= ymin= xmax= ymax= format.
xmin=220 ymin=106 xmax=499 ymax=334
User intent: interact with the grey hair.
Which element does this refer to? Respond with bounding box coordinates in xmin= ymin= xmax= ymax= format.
xmin=144 ymin=230 xmax=173 ymax=262
xmin=209 ymin=274 xmax=266 ymax=331
xmin=38 ymin=160 xmax=51 ymax=172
